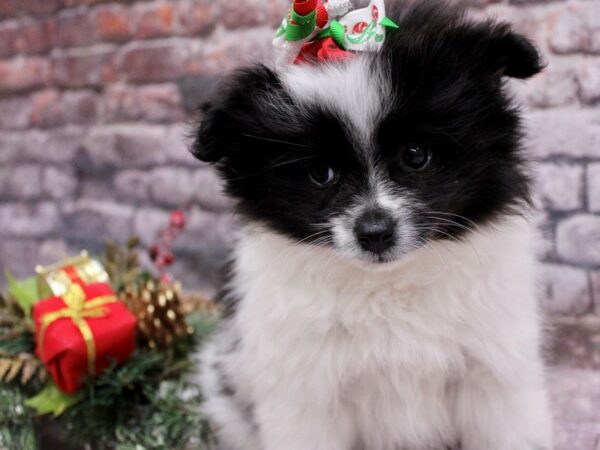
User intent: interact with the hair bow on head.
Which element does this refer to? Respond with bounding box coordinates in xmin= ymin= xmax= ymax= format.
xmin=273 ymin=0 xmax=399 ymax=65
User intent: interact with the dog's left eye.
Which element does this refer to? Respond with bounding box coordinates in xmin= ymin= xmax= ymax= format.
xmin=308 ymin=164 xmax=338 ymax=187
xmin=402 ymin=146 xmax=432 ymax=171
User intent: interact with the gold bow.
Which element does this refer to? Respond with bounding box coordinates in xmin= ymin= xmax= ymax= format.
xmin=39 ymin=284 xmax=117 ymax=375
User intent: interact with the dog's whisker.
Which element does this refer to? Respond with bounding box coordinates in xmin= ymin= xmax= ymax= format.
xmin=241 ymin=133 xmax=312 ymax=148
xmin=424 ymin=215 xmax=476 ymax=235
xmin=420 ymin=218 xmax=483 ymax=267
xmin=426 ymin=211 xmax=481 ymax=231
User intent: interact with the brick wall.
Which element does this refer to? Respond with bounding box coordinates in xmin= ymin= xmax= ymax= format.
xmin=0 ymin=0 xmax=599 ymax=325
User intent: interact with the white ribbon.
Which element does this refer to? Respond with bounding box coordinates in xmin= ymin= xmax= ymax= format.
xmin=273 ymin=0 xmax=392 ymax=65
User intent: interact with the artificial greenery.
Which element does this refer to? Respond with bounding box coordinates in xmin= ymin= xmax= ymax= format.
xmin=0 ymin=385 xmax=37 ymax=450
xmin=52 ymin=312 xmax=219 ymax=450
xmin=0 ymin=237 xmax=220 ymax=449
xmin=0 ymin=309 xmax=218 ymax=449
xmin=104 ymin=237 xmax=142 ymax=293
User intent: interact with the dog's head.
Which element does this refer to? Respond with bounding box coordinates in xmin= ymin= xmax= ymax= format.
xmin=191 ymin=1 xmax=542 ymax=266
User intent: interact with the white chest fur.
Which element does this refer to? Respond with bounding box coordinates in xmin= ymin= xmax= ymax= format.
xmin=205 ymin=216 xmax=551 ymax=450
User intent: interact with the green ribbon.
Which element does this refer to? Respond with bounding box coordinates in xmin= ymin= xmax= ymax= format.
xmin=380 ymin=17 xmax=399 ymax=29
xmin=329 ymin=20 xmax=346 ymax=48
xmin=285 ymin=9 xmax=317 ymax=41
xmin=315 ymin=16 xmax=398 ymax=50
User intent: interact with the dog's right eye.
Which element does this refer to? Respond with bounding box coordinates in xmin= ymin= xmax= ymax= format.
xmin=309 ymin=164 xmax=338 ymax=187
xmin=402 ymin=145 xmax=432 ymax=171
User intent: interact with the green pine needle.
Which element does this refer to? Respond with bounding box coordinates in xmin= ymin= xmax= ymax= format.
xmin=0 ymin=386 xmax=36 ymax=450
xmin=1 ymin=310 xmax=220 ymax=449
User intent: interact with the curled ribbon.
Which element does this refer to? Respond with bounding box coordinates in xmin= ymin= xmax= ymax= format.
xmin=38 ymin=283 xmax=117 ymax=376
xmin=273 ymin=0 xmax=398 ymax=65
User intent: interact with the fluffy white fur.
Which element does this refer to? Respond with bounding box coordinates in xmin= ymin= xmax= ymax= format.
xmin=196 ymin=48 xmax=552 ymax=450
xmin=200 ymin=216 xmax=552 ymax=450
xmin=281 ymin=59 xmax=391 ymax=147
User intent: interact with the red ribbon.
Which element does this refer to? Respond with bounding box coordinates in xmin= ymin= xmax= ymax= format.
xmin=293 ymin=0 xmax=317 ymax=16
xmin=293 ymin=0 xmax=329 ymax=27
xmin=295 ymin=37 xmax=354 ymax=65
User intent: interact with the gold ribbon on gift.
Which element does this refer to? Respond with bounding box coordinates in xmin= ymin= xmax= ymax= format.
xmin=39 ymin=283 xmax=117 ymax=376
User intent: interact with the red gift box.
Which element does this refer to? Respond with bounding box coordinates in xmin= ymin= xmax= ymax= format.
xmin=33 ymin=281 xmax=137 ymax=394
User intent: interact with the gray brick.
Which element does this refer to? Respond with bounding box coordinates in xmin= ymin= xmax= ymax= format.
xmin=168 ymin=256 xmax=221 ymax=293
xmin=133 ymin=206 xmax=234 ymax=252
xmin=0 ymin=57 xmax=49 ymax=95
xmin=588 ymin=163 xmax=600 ymax=212
xmin=481 ymin=4 xmax=548 ymax=44
xmin=163 ymin=124 xmax=198 ymax=164
xmin=524 ymin=110 xmax=600 ymax=159
xmin=556 ymin=215 xmax=600 ymax=266
xmin=2 ymin=238 xmax=82 ymax=279
xmin=0 ymin=96 xmax=33 ymax=129
xmin=510 ymin=61 xmax=578 ymax=108
xmin=43 ymin=166 xmax=78 ymax=199
xmin=549 ymin=317 xmax=600 ymax=369
xmin=78 ymin=178 xmax=115 ymax=201
xmin=554 ymin=420 xmax=600 ymax=450
xmin=549 ymin=368 xmax=600 ymax=450
xmin=51 ymin=46 xmax=116 ymax=89
xmin=0 ymin=240 xmax=43 ymax=279
xmin=104 ymin=83 xmax=186 ymax=123
xmin=221 ymin=0 xmax=285 ymax=29
xmin=535 ymin=162 xmax=584 ymax=211
xmin=61 ymin=200 xmax=134 ymax=241
xmin=177 ymin=0 xmax=219 ymax=37
xmin=177 ymin=76 xmax=218 ymax=112
xmin=31 ymin=90 xmax=100 ymax=129
xmin=83 ymin=125 xmax=170 ymax=167
xmin=174 ymin=208 xmax=235 ymax=252
xmin=133 ymin=206 xmax=168 ymax=246
xmin=116 ymin=39 xmax=194 ymax=83
xmin=0 ymin=202 xmax=60 ymax=237
xmin=534 ymin=211 xmax=555 ymax=260
xmin=592 ymin=270 xmax=600 ymax=313
xmin=199 ymin=27 xmax=275 ymax=76
xmin=38 ymin=128 xmax=84 ymax=163
xmin=549 ymin=3 xmax=600 ymax=55
xmin=55 ymin=7 xmax=95 ymax=48
xmin=17 ymin=128 xmax=83 ymax=163
xmin=114 ymin=170 xmax=151 ymax=201
xmin=192 ymin=168 xmax=233 ymax=212
xmin=0 ymin=164 xmax=42 ymax=199
xmin=549 ymin=367 xmax=600 ymax=424
xmin=540 ymin=263 xmax=591 ymax=315
xmin=150 ymin=167 xmax=194 ymax=206
xmin=0 ymin=134 xmax=20 ymax=164
xmin=578 ymin=57 xmax=600 ymax=104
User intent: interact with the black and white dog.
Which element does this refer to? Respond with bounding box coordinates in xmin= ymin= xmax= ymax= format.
xmin=191 ymin=1 xmax=552 ymax=449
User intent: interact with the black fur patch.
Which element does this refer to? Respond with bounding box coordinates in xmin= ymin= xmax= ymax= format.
xmin=191 ymin=0 xmax=541 ymax=248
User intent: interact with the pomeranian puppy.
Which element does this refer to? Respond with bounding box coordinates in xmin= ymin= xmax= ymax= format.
xmin=190 ymin=1 xmax=552 ymax=449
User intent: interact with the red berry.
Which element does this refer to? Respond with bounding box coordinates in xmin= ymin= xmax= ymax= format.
xmin=162 ymin=252 xmax=174 ymax=266
xmin=170 ymin=210 xmax=186 ymax=229
xmin=149 ymin=245 xmax=159 ymax=261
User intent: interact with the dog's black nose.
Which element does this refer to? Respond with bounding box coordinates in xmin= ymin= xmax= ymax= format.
xmin=354 ymin=209 xmax=397 ymax=255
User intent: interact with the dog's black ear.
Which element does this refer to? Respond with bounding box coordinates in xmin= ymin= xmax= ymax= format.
xmin=191 ymin=103 xmax=224 ymax=163
xmin=483 ymin=25 xmax=544 ymax=79
xmin=190 ymin=65 xmax=281 ymax=163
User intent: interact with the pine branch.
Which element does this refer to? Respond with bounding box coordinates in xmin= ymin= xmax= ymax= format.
xmin=104 ymin=238 xmax=142 ymax=293
xmin=0 ymin=386 xmax=36 ymax=450
xmin=0 ymin=352 xmax=46 ymax=385
xmin=0 ymin=291 xmax=32 ymax=339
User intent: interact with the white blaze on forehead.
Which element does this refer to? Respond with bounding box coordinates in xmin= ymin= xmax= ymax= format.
xmin=279 ymin=57 xmax=391 ymax=145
